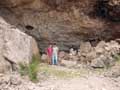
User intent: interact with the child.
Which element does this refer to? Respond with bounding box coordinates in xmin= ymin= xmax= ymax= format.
xmin=46 ymin=44 xmax=53 ymax=64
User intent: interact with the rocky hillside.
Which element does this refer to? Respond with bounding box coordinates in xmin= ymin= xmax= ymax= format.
xmin=0 ymin=1 xmax=120 ymax=90
xmin=0 ymin=0 xmax=120 ymax=52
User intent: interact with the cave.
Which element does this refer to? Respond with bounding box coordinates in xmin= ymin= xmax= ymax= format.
xmin=25 ymin=25 xmax=34 ymax=30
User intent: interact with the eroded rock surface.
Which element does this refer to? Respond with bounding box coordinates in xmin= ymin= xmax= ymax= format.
xmin=4 ymin=28 xmax=33 ymax=65
xmin=0 ymin=0 xmax=119 ymax=52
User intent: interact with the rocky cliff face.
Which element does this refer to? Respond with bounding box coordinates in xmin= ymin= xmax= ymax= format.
xmin=0 ymin=0 xmax=119 ymax=52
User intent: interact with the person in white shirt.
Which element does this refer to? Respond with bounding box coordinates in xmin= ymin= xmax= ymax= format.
xmin=52 ymin=43 xmax=59 ymax=65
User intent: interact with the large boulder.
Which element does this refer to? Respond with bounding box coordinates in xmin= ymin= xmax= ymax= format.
xmin=31 ymin=38 xmax=40 ymax=57
xmin=0 ymin=22 xmax=11 ymax=73
xmin=0 ymin=17 xmax=40 ymax=72
xmin=3 ymin=28 xmax=33 ymax=64
xmin=78 ymin=42 xmax=94 ymax=64
xmin=79 ymin=42 xmax=92 ymax=55
xmin=0 ymin=58 xmax=11 ymax=73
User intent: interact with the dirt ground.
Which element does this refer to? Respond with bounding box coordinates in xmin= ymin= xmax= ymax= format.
xmin=38 ymin=65 xmax=120 ymax=90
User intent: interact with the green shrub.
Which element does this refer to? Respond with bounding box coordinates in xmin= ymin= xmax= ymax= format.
xmin=114 ymin=54 xmax=120 ymax=61
xmin=28 ymin=55 xmax=39 ymax=82
xmin=19 ymin=55 xmax=40 ymax=82
xmin=114 ymin=54 xmax=120 ymax=64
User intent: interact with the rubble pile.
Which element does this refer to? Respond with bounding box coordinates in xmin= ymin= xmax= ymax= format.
xmin=59 ymin=40 xmax=120 ymax=68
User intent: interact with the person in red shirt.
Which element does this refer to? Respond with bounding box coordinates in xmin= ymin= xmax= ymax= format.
xmin=46 ymin=44 xmax=53 ymax=64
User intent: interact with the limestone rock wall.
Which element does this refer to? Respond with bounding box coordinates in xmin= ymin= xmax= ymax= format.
xmin=0 ymin=0 xmax=119 ymax=52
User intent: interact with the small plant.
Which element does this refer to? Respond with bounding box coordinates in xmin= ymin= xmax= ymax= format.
xmin=19 ymin=55 xmax=40 ymax=82
xmin=114 ymin=54 xmax=120 ymax=61
xmin=113 ymin=54 xmax=120 ymax=64
xmin=28 ymin=55 xmax=39 ymax=82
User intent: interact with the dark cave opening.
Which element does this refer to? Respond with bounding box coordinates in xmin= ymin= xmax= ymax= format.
xmin=93 ymin=0 xmax=120 ymax=22
xmin=25 ymin=25 xmax=34 ymax=30
xmin=95 ymin=0 xmax=109 ymax=18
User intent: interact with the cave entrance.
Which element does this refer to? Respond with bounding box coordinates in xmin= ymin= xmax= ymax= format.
xmin=25 ymin=25 xmax=34 ymax=30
